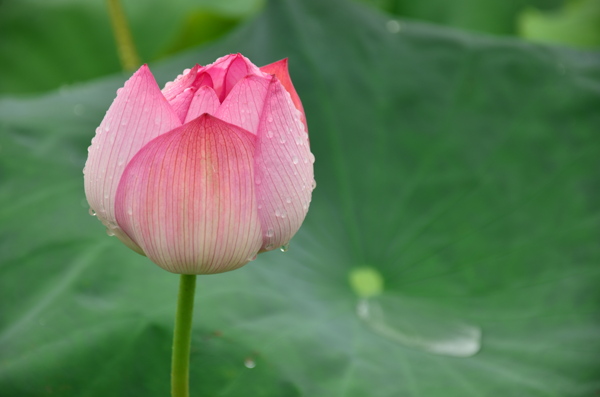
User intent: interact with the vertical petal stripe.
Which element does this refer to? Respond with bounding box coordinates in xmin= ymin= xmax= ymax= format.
xmin=184 ymin=86 xmax=221 ymax=123
xmin=260 ymin=58 xmax=307 ymax=132
xmin=114 ymin=115 xmax=263 ymax=274
xmin=214 ymin=75 xmax=272 ymax=135
xmin=84 ymin=64 xmax=182 ymax=241
xmin=254 ymin=78 xmax=315 ymax=251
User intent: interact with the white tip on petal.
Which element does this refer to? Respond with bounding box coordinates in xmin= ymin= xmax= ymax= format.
xmin=84 ymin=65 xmax=182 ymax=252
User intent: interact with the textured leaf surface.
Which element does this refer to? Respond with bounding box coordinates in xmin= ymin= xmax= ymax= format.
xmin=1 ymin=0 xmax=599 ymax=395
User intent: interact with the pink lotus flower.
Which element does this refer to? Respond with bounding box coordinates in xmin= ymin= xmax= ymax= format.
xmin=84 ymin=54 xmax=315 ymax=274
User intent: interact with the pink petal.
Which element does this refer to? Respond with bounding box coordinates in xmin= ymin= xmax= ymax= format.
xmin=169 ymin=87 xmax=196 ymax=122
xmin=260 ymin=58 xmax=307 ymax=132
xmin=214 ymin=74 xmax=272 ymax=135
xmin=201 ymin=54 xmax=263 ymax=101
xmin=184 ymin=86 xmax=221 ymax=123
xmin=254 ymin=78 xmax=315 ymax=251
xmin=161 ymin=64 xmax=202 ymax=102
xmin=84 ymin=64 xmax=182 ymax=253
xmin=114 ymin=114 xmax=263 ymax=275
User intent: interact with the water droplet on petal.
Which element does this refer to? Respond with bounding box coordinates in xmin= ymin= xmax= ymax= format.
xmin=247 ymin=253 xmax=258 ymax=261
xmin=183 ymin=68 xmax=191 ymax=75
xmin=267 ymin=116 xmax=273 ymax=123
xmin=312 ymin=179 xmax=317 ymax=190
xmin=116 ymin=88 xmax=124 ymax=95
xmin=265 ymin=244 xmax=273 ymax=250
xmin=266 ymin=228 xmax=274 ymax=237
xmin=127 ymin=208 xmax=133 ymax=216
xmin=280 ymin=243 xmax=290 ymax=252
xmin=106 ymin=228 xmax=115 ymax=237
xmin=280 ymin=136 xmax=286 ymax=144
xmin=285 ymin=197 xmax=292 ymax=204
xmin=266 ymin=130 xmax=274 ymax=138
xmin=292 ymin=156 xmax=299 ymax=164
xmin=88 ymin=208 xmax=96 ymax=216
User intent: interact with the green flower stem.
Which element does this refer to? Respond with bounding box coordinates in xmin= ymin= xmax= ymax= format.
xmin=171 ymin=274 xmax=197 ymax=397
xmin=106 ymin=0 xmax=141 ymax=71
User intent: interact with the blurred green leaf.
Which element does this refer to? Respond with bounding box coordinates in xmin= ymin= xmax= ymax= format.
xmin=1 ymin=0 xmax=599 ymax=395
xmin=0 ymin=0 xmax=263 ymax=95
xmin=519 ymin=0 xmax=600 ymax=48
xmin=358 ymin=0 xmax=565 ymax=36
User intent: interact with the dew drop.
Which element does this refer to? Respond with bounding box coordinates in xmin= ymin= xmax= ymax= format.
xmin=266 ymin=130 xmax=274 ymax=138
xmin=312 ymin=179 xmax=317 ymax=190
xmin=117 ymin=158 xmax=125 ymax=166
xmin=183 ymin=68 xmax=191 ymax=75
xmin=292 ymin=156 xmax=299 ymax=165
xmin=386 ymin=20 xmax=401 ymax=33
xmin=267 ymin=116 xmax=273 ymax=123
xmin=88 ymin=208 xmax=96 ymax=216
xmin=265 ymin=244 xmax=273 ymax=250
xmin=116 ymin=88 xmax=124 ymax=95
xmin=244 ymin=358 xmax=256 ymax=369
xmin=106 ymin=228 xmax=115 ymax=237
xmin=104 ymin=125 xmax=110 ymax=132
xmin=285 ymin=197 xmax=292 ymax=204
xmin=279 ymin=136 xmax=287 ymax=144
xmin=280 ymin=243 xmax=290 ymax=252
xmin=258 ymin=204 xmax=263 ymax=209
xmin=266 ymin=228 xmax=274 ymax=237
xmin=309 ymin=153 xmax=315 ymax=163
xmin=275 ymin=209 xmax=281 ymax=217
xmin=247 ymin=253 xmax=258 ymax=261
xmin=127 ymin=208 xmax=133 ymax=216
xmin=73 ymin=104 xmax=84 ymax=116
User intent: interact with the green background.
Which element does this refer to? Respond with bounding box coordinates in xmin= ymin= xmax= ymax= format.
xmin=1 ymin=0 xmax=599 ymax=395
